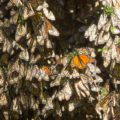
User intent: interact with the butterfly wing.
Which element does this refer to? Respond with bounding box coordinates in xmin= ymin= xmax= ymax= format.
xmin=71 ymin=54 xmax=94 ymax=69
xmin=43 ymin=65 xmax=51 ymax=74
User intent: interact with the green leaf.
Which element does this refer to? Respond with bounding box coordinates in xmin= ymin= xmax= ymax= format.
xmin=117 ymin=39 xmax=120 ymax=44
xmin=6 ymin=90 xmax=9 ymax=96
xmin=99 ymin=87 xmax=108 ymax=99
xmin=110 ymin=26 xmax=115 ymax=33
xmin=98 ymin=47 xmax=108 ymax=52
xmin=71 ymin=51 xmax=77 ymax=57
xmin=104 ymin=6 xmax=114 ymax=16
xmin=97 ymin=48 xmax=102 ymax=52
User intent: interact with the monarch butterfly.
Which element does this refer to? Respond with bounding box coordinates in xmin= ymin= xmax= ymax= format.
xmin=28 ymin=0 xmax=43 ymax=9
xmin=15 ymin=22 xmax=27 ymax=41
xmin=74 ymin=73 xmax=91 ymax=98
xmin=19 ymin=49 xmax=29 ymax=61
xmin=71 ymin=54 xmax=95 ymax=69
xmin=6 ymin=0 xmax=22 ymax=8
xmin=85 ymin=24 xmax=97 ymax=42
xmin=97 ymin=13 xmax=107 ymax=30
xmin=111 ymin=63 xmax=120 ymax=78
xmin=43 ymin=7 xmax=55 ymax=21
xmin=23 ymin=1 xmax=35 ymax=20
xmin=57 ymin=82 xmax=72 ymax=101
xmin=97 ymin=92 xmax=115 ymax=107
xmin=0 ymin=68 xmax=4 ymax=86
xmin=42 ymin=65 xmax=51 ymax=74
xmin=96 ymin=91 xmax=115 ymax=119
xmin=0 ymin=93 xmax=7 ymax=106
xmin=43 ymin=19 xmax=59 ymax=37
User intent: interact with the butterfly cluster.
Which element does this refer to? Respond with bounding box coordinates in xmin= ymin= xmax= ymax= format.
xmin=85 ymin=0 xmax=120 ymax=68
xmin=85 ymin=0 xmax=120 ymax=119
xmin=0 ymin=0 xmax=61 ymax=119
xmin=0 ymin=0 xmax=120 ymax=120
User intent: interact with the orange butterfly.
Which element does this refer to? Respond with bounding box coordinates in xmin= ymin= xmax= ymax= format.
xmin=71 ymin=54 xmax=95 ymax=69
xmin=42 ymin=65 xmax=51 ymax=74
